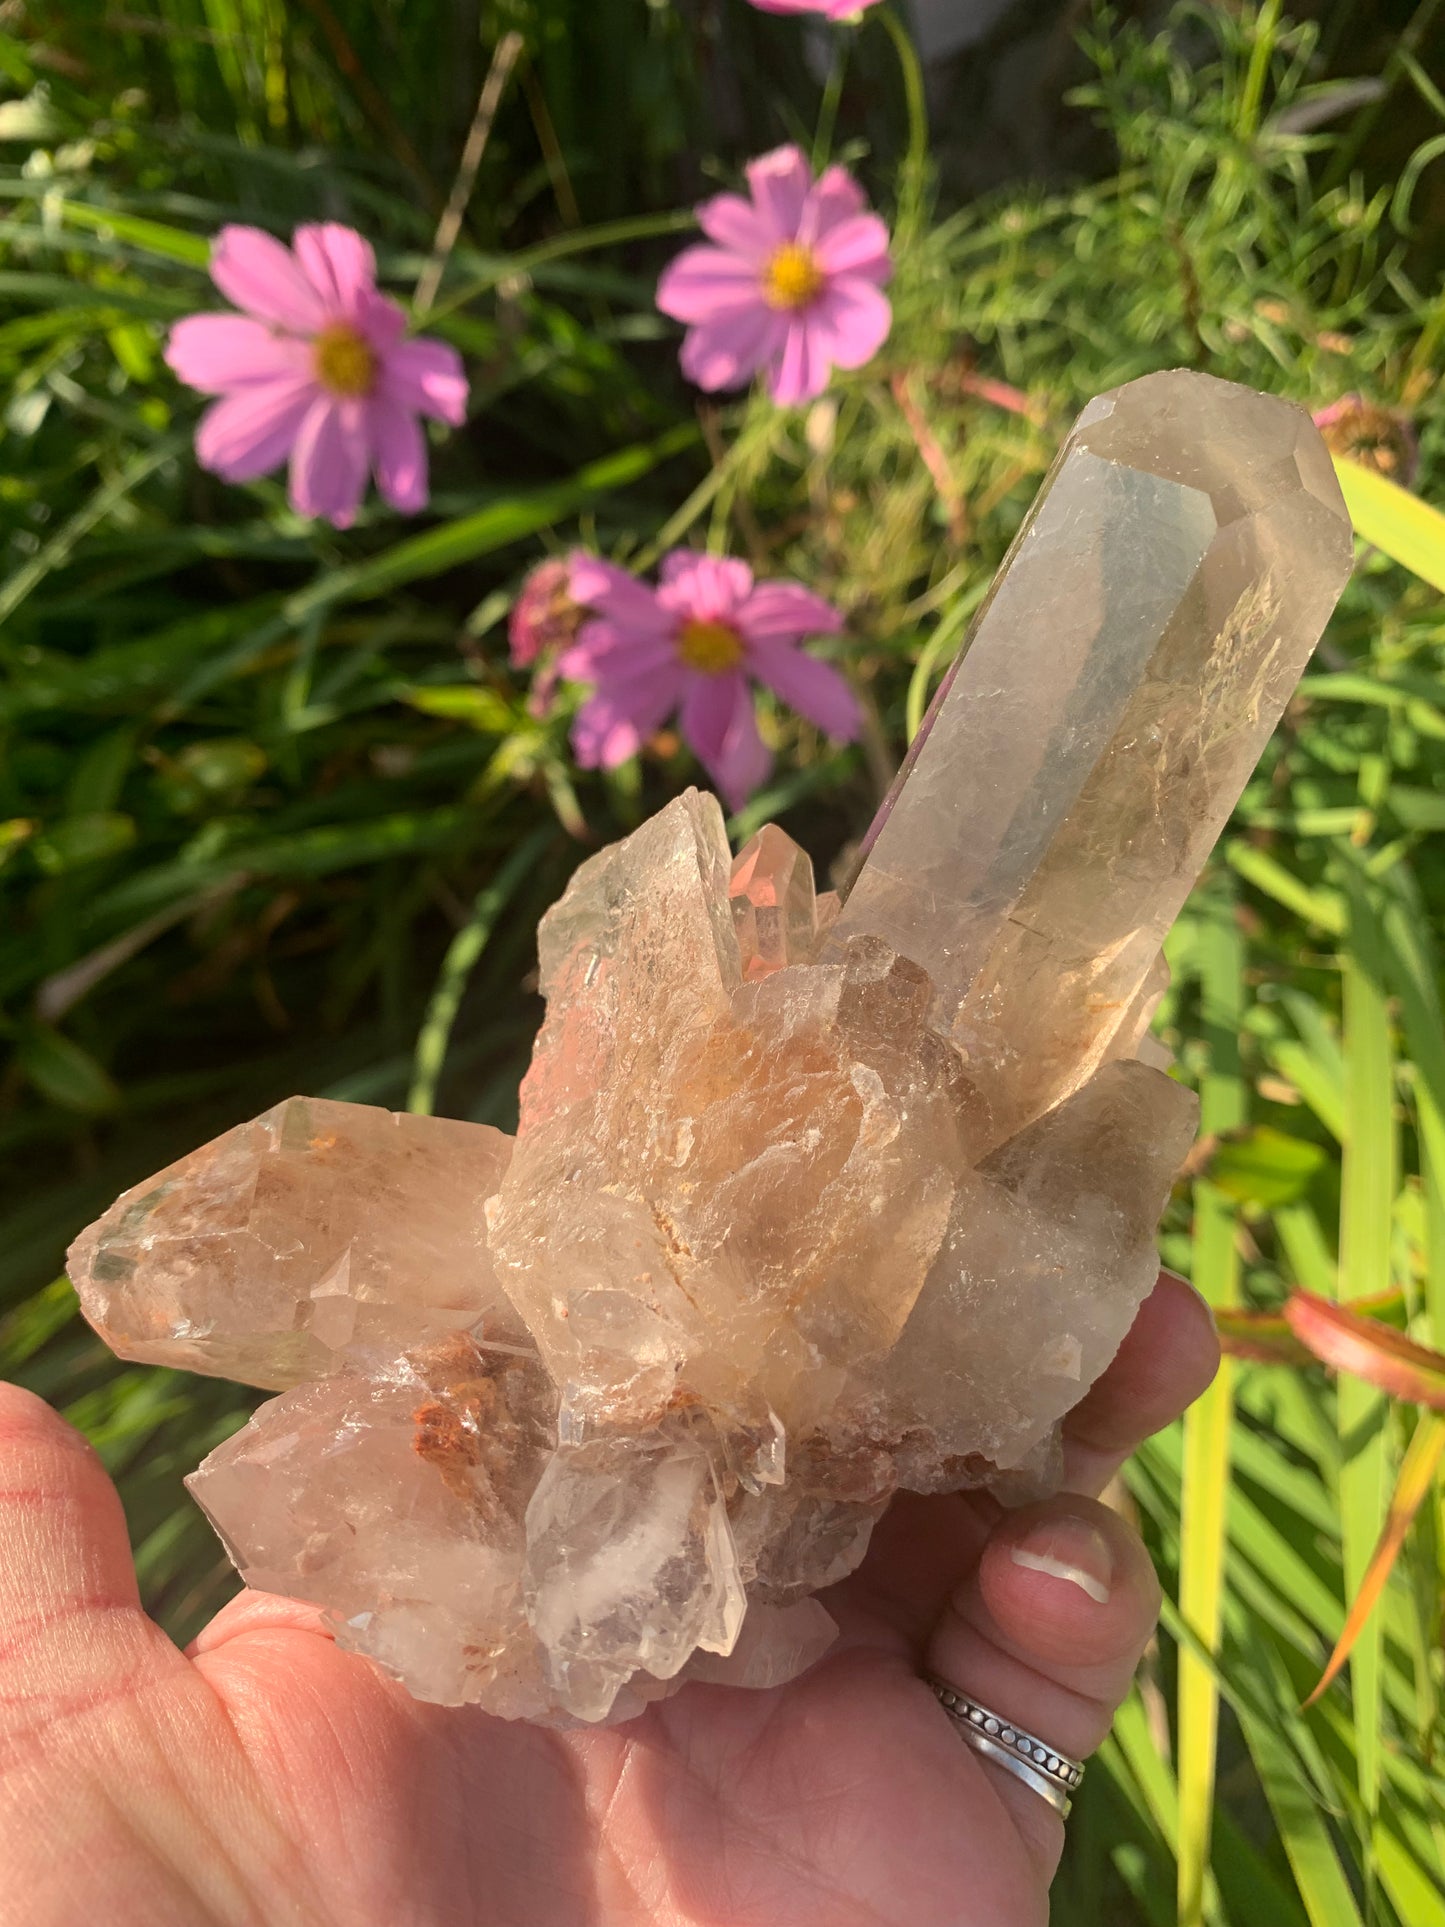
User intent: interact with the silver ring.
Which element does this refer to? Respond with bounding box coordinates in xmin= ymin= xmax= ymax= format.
xmin=928 ymin=1677 xmax=1083 ymax=1819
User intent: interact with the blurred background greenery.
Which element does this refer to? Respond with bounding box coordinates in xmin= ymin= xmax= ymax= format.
xmin=3 ymin=0 xmax=1445 ymax=1920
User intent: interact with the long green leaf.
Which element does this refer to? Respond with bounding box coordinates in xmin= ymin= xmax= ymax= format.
xmin=1333 ymin=456 xmax=1445 ymax=595
xmin=1178 ymin=885 xmax=1246 ymax=1927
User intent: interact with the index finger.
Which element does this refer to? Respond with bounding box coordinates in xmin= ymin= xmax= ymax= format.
xmin=1061 ymin=1270 xmax=1219 ymax=1496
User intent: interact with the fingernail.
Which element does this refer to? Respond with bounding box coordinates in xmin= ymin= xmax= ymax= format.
xmin=1160 ymin=1265 xmax=1216 ymax=1331
xmin=1010 ymin=1516 xmax=1114 ymax=1604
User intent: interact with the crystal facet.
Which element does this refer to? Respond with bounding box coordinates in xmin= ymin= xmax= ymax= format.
xmin=68 ymin=371 xmax=1354 ymax=1725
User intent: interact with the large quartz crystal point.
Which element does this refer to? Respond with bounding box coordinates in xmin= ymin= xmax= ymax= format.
xmin=828 ymin=369 xmax=1354 ymax=1145
xmin=68 ymin=1097 xmax=518 ymax=1390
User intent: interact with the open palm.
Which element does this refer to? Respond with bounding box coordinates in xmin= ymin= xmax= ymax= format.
xmin=1 ymin=1273 xmax=1215 ymax=1927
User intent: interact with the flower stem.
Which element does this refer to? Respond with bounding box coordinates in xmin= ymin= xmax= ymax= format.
xmin=635 ymin=411 xmax=775 ymax=572
xmin=812 ymin=33 xmax=851 ymax=172
xmin=877 ymin=4 xmax=929 ymax=246
xmin=422 ymin=208 xmax=698 ymax=325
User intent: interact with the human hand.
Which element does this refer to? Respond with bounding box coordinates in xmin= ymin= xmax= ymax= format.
xmin=0 ymin=1270 xmax=1215 ymax=1927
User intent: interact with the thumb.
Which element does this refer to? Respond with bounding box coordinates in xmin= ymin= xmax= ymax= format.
xmin=0 ymin=1382 xmax=148 ymax=1705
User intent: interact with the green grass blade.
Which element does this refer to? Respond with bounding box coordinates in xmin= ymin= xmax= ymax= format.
xmin=407 ymin=826 xmax=555 ymax=1116
xmin=1335 ymin=868 xmax=1400 ymax=1859
xmin=1178 ymin=885 xmax=1247 ymax=1927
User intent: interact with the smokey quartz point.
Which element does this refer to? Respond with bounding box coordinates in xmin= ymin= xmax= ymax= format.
xmin=68 ymin=371 xmax=1354 ymax=1724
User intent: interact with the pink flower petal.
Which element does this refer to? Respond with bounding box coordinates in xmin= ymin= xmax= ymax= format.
xmin=288 ymin=395 xmax=371 ymax=528
xmin=749 ymin=0 xmax=882 ymax=15
xmin=369 ymin=396 xmax=429 ymax=514
xmin=357 ymin=289 xmax=409 ymax=354
xmin=680 ymin=673 xmax=771 ymax=810
xmin=166 ymin=315 xmax=313 ymax=395
xmin=679 ymin=305 xmax=787 ymax=393
xmin=769 ymin=317 xmax=827 ymax=407
xmin=380 ymin=337 xmax=469 ymax=425
xmin=571 ymin=670 xmax=682 ymax=770
xmin=194 ymin=377 xmax=317 ymax=481
xmin=810 ymin=276 xmax=893 ymax=372
xmin=813 ymin=212 xmax=893 ymax=282
xmin=209 ymin=226 xmax=328 ymax=333
xmin=292 ymin=223 xmax=377 ymax=320
xmin=745 ymin=145 xmax=813 ymax=242
xmin=568 ymin=557 xmax=674 ymax=638
xmin=751 ymin=643 xmax=861 ymax=739
xmin=656 ymin=245 xmax=765 ymax=324
xmin=658 ymin=551 xmax=753 ymax=622
xmin=800 ymin=164 xmax=868 ymax=245
xmin=696 ymin=191 xmax=777 ymax=261
xmin=737 ymin=580 xmax=843 ymax=646
xmin=558 ymin=619 xmax=677 ymax=681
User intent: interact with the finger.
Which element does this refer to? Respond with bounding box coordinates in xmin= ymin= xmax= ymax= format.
xmin=1062 ymin=1269 xmax=1218 ymax=1495
xmin=188 ymin=1586 xmax=335 ymax=1657
xmin=0 ymin=1382 xmax=153 ymax=1704
xmin=925 ymin=1494 xmax=1161 ymax=1864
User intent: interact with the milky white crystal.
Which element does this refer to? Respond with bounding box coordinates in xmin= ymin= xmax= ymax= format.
xmin=68 ymin=370 xmax=1354 ymax=1724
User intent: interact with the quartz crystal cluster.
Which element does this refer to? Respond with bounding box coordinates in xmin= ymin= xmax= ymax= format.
xmin=69 ymin=370 xmax=1354 ymax=1724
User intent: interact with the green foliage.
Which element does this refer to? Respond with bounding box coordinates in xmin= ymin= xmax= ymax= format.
xmin=2 ymin=1 xmax=1445 ymax=1919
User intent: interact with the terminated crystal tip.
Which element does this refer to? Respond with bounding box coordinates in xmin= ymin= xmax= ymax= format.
xmin=68 ymin=371 xmax=1352 ymax=1725
xmin=829 ymin=368 xmax=1353 ymax=1142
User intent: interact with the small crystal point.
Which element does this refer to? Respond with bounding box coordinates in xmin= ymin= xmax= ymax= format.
xmin=729 ymin=824 xmax=820 ymax=979
xmin=829 ymin=369 xmax=1353 ymax=1142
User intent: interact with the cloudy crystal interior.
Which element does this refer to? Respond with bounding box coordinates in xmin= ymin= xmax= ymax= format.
xmin=68 ymin=370 xmax=1354 ymax=1725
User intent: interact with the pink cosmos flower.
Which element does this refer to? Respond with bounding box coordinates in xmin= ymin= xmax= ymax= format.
xmin=166 ymin=223 xmax=468 ymax=528
xmin=563 ymin=550 xmax=861 ymax=810
xmin=749 ymin=0 xmax=881 ymax=15
xmin=656 ymin=145 xmax=893 ymax=408
xmin=509 ymin=557 xmax=584 ymax=718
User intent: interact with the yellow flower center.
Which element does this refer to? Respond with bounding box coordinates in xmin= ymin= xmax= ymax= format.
xmin=761 ymin=242 xmax=825 ymax=312
xmin=677 ymin=618 xmax=745 ymax=675
xmin=313 ymin=324 xmax=377 ymax=398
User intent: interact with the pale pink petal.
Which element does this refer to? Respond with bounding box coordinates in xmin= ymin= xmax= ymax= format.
xmin=292 ymin=224 xmax=377 ymax=320
xmin=571 ymin=670 xmax=683 ymax=770
xmin=210 ymin=226 xmax=328 ymax=333
xmin=736 ymin=580 xmax=843 ymax=646
xmin=380 ymin=337 xmax=469 ymax=425
xmin=369 ymin=396 xmax=429 ymax=514
xmin=745 ymin=145 xmax=813 ymax=242
xmin=810 ymin=276 xmax=893 ymax=372
xmin=195 ymin=378 xmax=316 ymax=482
xmin=769 ymin=317 xmax=827 ymax=407
xmin=357 ymin=289 xmax=409 ymax=353
xmin=750 ymin=0 xmax=882 ymax=16
xmin=679 ymin=305 xmax=787 ymax=393
xmin=751 ymin=643 xmax=861 ymax=739
xmin=657 ymin=245 xmax=765 ymax=324
xmin=800 ymin=164 xmax=867 ymax=245
xmin=813 ymin=212 xmax=893 ymax=282
xmin=289 ymin=395 xmax=370 ymax=528
xmin=166 ymin=315 xmax=313 ymax=394
xmin=680 ymin=673 xmax=771 ymax=810
xmin=696 ymin=191 xmax=777 ymax=261
xmin=658 ymin=551 xmax=753 ymax=623
xmin=568 ymin=557 xmax=673 ymax=639
xmin=559 ymin=618 xmax=676 ymax=680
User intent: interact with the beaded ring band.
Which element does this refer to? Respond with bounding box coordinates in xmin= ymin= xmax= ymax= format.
xmin=928 ymin=1676 xmax=1084 ymax=1819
